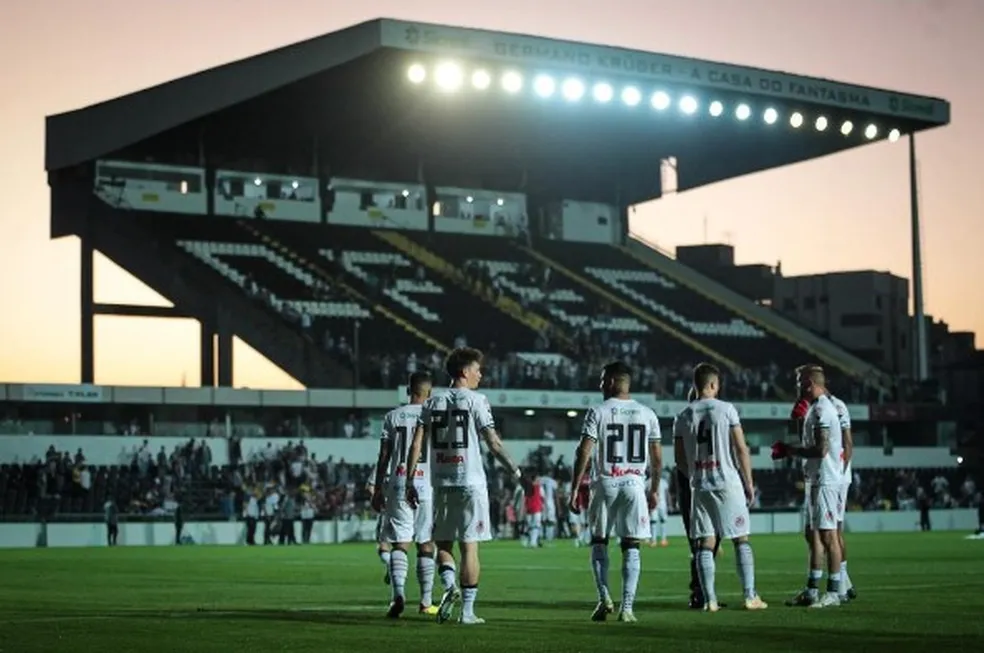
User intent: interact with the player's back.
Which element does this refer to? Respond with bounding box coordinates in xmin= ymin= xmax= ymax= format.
xmin=674 ymin=397 xmax=743 ymax=491
xmin=421 ymin=388 xmax=493 ymax=488
xmin=802 ymin=395 xmax=844 ymax=486
xmin=585 ymin=397 xmax=660 ymax=482
xmin=382 ymin=404 xmax=427 ymax=488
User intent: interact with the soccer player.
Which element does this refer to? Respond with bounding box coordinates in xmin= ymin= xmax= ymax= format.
xmin=674 ymin=363 xmax=767 ymax=612
xmin=649 ymin=471 xmax=669 ymax=547
xmin=828 ymin=390 xmax=857 ymax=601
xmin=405 ymin=347 xmax=522 ymax=625
xmin=523 ymin=476 xmax=544 ymax=548
xmin=775 ymin=365 xmax=845 ymax=608
xmin=366 ymin=463 xmax=391 ymax=585
xmin=539 ymin=472 xmax=559 ymax=542
xmin=568 ymin=361 xmax=662 ymax=623
xmin=371 ymin=371 xmax=440 ymax=618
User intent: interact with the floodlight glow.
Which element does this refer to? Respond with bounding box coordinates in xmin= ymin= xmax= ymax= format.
xmin=401 ymin=189 xmax=410 ymax=197
xmin=561 ymin=78 xmax=586 ymax=101
xmin=621 ymin=86 xmax=642 ymax=106
xmin=790 ymin=112 xmax=804 ymax=128
xmin=533 ymin=74 xmax=556 ymax=98
xmin=253 ymin=178 xmax=262 ymax=186
xmin=888 ymin=128 xmax=901 ymax=142
xmin=650 ymin=91 xmax=671 ymax=111
xmin=679 ymin=96 xmax=698 ymax=114
xmin=501 ymin=71 xmax=523 ymax=94
xmin=709 ymin=101 xmax=724 ymax=117
xmin=496 ymin=198 xmax=505 ymax=206
xmin=471 ymin=70 xmax=491 ymax=90
xmin=407 ymin=64 xmax=427 ymax=84
xmin=763 ymin=107 xmax=778 ymax=124
xmin=735 ymin=104 xmax=751 ymax=121
xmin=840 ymin=120 xmax=854 ymax=136
xmin=291 ymin=180 xmax=300 ymax=189
xmin=864 ymin=124 xmax=878 ymax=139
xmin=465 ymin=196 xmax=474 ymax=203
xmin=592 ymin=83 xmax=614 ymax=103
xmin=815 ymin=116 xmax=829 ymax=132
xmin=434 ymin=62 xmax=464 ymax=91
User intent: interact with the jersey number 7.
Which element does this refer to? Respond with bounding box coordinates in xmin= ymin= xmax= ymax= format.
xmin=605 ymin=423 xmax=647 ymax=464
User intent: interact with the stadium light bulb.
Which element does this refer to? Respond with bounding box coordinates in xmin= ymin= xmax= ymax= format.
xmin=524 ymin=409 xmax=535 ymax=417
xmin=840 ymin=120 xmax=854 ymax=136
xmin=407 ymin=64 xmax=427 ymax=84
xmin=679 ymin=96 xmax=698 ymax=114
xmin=434 ymin=62 xmax=464 ymax=92
xmin=496 ymin=198 xmax=505 ymax=206
xmin=622 ymin=86 xmax=642 ymax=106
xmin=864 ymin=124 xmax=878 ymax=140
xmin=709 ymin=101 xmax=724 ymax=117
xmin=401 ymin=189 xmax=410 ymax=197
xmin=763 ymin=107 xmax=778 ymax=125
xmin=815 ymin=116 xmax=829 ymax=132
xmin=566 ymin=410 xmax=577 ymax=418
xmin=501 ymin=71 xmax=523 ymax=94
xmin=465 ymin=196 xmax=474 ymax=203
xmin=253 ymin=177 xmax=262 ymax=186
xmin=533 ymin=74 xmax=556 ymax=98
xmin=592 ymin=83 xmax=614 ymax=103
xmin=471 ymin=70 xmax=492 ymax=90
xmin=291 ymin=180 xmax=300 ymax=190
xmin=735 ymin=104 xmax=751 ymax=121
xmin=561 ymin=78 xmax=586 ymax=101
xmin=790 ymin=112 xmax=804 ymax=128
xmin=888 ymin=128 xmax=901 ymax=142
xmin=651 ymin=91 xmax=671 ymax=111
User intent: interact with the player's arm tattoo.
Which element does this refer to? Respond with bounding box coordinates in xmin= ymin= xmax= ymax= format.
xmin=571 ymin=437 xmax=594 ymax=494
xmin=405 ymin=424 xmax=426 ymax=480
xmin=481 ymin=427 xmax=520 ymax=477
xmin=792 ymin=427 xmax=830 ymax=459
xmin=648 ymin=440 xmax=663 ymax=492
xmin=842 ymin=427 xmax=853 ymax=472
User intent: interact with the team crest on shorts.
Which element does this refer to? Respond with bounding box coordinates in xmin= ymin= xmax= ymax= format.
xmin=825 ymin=511 xmax=834 ymax=522
xmin=476 ymin=520 xmax=485 ymax=533
xmin=639 ymin=515 xmax=648 ymax=527
xmin=735 ymin=515 xmax=745 ymax=528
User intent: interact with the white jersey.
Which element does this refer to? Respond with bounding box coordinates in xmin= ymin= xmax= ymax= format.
xmin=673 ymin=397 xmax=744 ymax=491
xmin=829 ymin=394 xmax=852 ymax=484
xmin=418 ymin=388 xmax=494 ymax=488
xmin=802 ymin=395 xmax=844 ymax=486
xmin=380 ymin=404 xmax=431 ymax=501
xmin=581 ymin=398 xmax=661 ymax=482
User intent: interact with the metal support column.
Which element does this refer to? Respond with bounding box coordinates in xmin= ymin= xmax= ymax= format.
xmin=80 ymin=236 xmax=95 ymax=384
xmin=909 ymin=134 xmax=929 ymax=381
xmin=200 ymin=323 xmax=215 ymax=387
xmin=216 ymin=320 xmax=233 ymax=387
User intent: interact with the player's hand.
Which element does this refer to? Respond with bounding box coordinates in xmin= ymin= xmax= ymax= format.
xmin=405 ymin=485 xmax=419 ymax=510
xmin=647 ymin=490 xmax=659 ymax=512
xmin=567 ymin=493 xmax=580 ymax=515
xmin=370 ymin=489 xmax=385 ymax=513
xmin=771 ymin=440 xmax=790 ymax=460
xmin=744 ymin=484 xmax=755 ymax=507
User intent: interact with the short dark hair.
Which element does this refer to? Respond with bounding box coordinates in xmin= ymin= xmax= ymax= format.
xmin=408 ymin=370 xmax=433 ymax=395
xmin=445 ymin=347 xmax=483 ymax=380
xmin=602 ymin=361 xmax=632 ymax=384
xmin=692 ymin=363 xmax=720 ymax=391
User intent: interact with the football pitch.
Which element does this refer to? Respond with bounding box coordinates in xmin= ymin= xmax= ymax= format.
xmin=1 ymin=532 xmax=981 ymax=652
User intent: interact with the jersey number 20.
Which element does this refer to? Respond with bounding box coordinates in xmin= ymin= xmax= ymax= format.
xmin=431 ymin=409 xmax=469 ymax=450
xmin=605 ymin=423 xmax=647 ymax=464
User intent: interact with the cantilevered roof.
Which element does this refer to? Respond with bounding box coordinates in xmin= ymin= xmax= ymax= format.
xmin=45 ymin=17 xmax=950 ymax=172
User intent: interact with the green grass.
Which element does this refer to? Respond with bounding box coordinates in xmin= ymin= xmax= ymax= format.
xmin=0 ymin=533 xmax=982 ymax=652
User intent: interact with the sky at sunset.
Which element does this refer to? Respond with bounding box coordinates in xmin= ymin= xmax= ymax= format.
xmin=0 ymin=0 xmax=981 ymax=390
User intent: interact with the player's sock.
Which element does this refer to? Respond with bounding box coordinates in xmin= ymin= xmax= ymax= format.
xmin=807 ymin=568 xmax=823 ymax=598
xmin=656 ymin=521 xmax=666 ymax=542
xmin=590 ymin=543 xmax=611 ymax=602
xmin=621 ymin=547 xmax=641 ymax=613
xmin=840 ymin=561 xmax=852 ymax=590
xmin=379 ymin=548 xmax=391 ymax=571
xmin=438 ymin=562 xmax=457 ymax=592
xmin=735 ymin=541 xmax=757 ymax=599
xmin=650 ymin=523 xmax=658 ymax=543
xmin=416 ymin=554 xmax=436 ymax=607
xmin=696 ymin=548 xmax=717 ymax=604
xmin=827 ymin=570 xmax=841 ymax=596
xmin=389 ymin=549 xmax=409 ymax=600
xmin=461 ymin=585 xmax=478 ymax=618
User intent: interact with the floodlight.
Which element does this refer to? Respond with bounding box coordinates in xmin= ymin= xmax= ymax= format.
xmin=790 ymin=112 xmax=804 ymax=128
xmin=253 ymin=178 xmax=262 ymax=186
xmin=650 ymin=91 xmax=670 ymax=111
xmin=434 ymin=62 xmax=463 ymax=92
xmin=465 ymin=196 xmax=474 ymax=203
xmin=840 ymin=120 xmax=854 ymax=136
xmin=815 ymin=116 xmax=828 ymax=132
xmin=401 ymin=189 xmax=410 ymax=197
xmin=533 ymin=74 xmax=556 ymax=98
xmin=501 ymin=71 xmax=523 ymax=94
xmin=864 ymin=124 xmax=878 ymax=140
xmin=471 ymin=70 xmax=491 ymax=90
xmin=592 ymin=83 xmax=614 ymax=103
xmin=888 ymin=128 xmax=901 ymax=142
xmin=735 ymin=104 xmax=751 ymax=121
xmin=622 ymin=86 xmax=642 ymax=106
xmin=561 ymin=78 xmax=586 ymax=101
xmin=763 ymin=107 xmax=778 ymax=124
xmin=291 ymin=180 xmax=300 ymax=189
xmin=496 ymin=198 xmax=505 ymax=206
xmin=709 ymin=101 xmax=724 ymax=117
xmin=407 ymin=64 xmax=427 ymax=84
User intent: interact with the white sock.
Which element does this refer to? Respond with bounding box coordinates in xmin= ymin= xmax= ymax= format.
xmin=590 ymin=543 xmax=610 ymax=602
xmin=379 ymin=549 xmax=391 ymax=568
xmin=696 ymin=548 xmax=717 ymax=604
xmin=840 ymin=561 xmax=852 ymax=590
xmin=529 ymin=525 xmax=540 ymax=548
xmin=438 ymin=562 xmax=457 ymax=592
xmin=735 ymin=541 xmax=756 ymax=599
xmin=621 ymin=547 xmax=641 ymax=613
xmin=461 ymin=585 xmax=478 ymax=617
xmin=656 ymin=521 xmax=666 ymax=541
xmin=417 ymin=554 xmax=436 ymax=607
xmin=650 ymin=523 xmax=658 ymax=541
xmin=389 ymin=549 xmax=409 ymax=600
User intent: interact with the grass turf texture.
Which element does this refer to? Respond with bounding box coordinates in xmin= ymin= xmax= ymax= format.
xmin=0 ymin=532 xmax=981 ymax=652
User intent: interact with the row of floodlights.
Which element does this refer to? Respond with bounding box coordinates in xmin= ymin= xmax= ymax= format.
xmin=408 ymin=63 xmax=902 ymax=142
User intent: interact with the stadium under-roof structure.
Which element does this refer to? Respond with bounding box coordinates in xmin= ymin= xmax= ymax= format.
xmin=44 ymin=18 xmax=950 ymax=391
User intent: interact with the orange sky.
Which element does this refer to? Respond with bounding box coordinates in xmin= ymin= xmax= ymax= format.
xmin=0 ymin=0 xmax=980 ymax=390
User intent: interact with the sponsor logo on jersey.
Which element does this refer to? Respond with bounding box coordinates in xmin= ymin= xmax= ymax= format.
xmin=436 ymin=453 xmax=465 ymax=464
